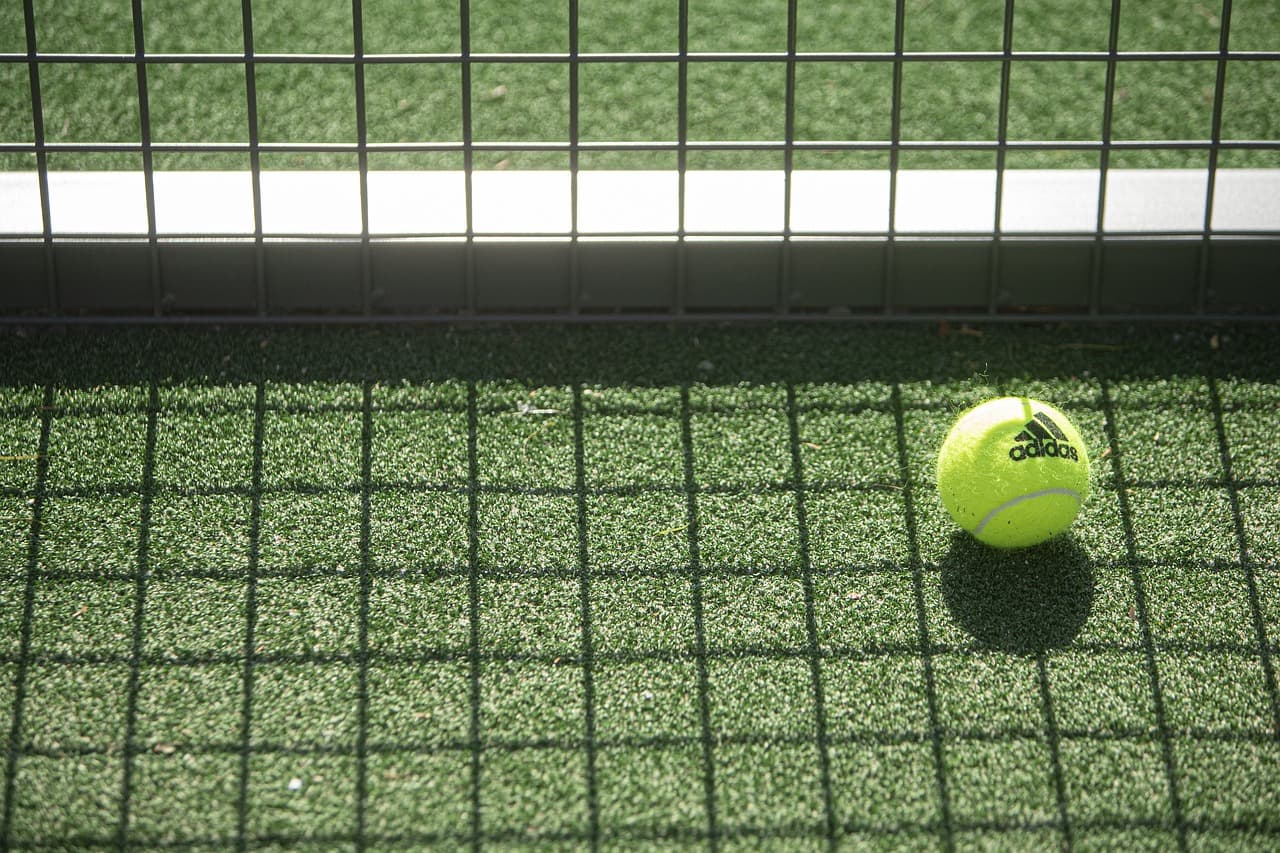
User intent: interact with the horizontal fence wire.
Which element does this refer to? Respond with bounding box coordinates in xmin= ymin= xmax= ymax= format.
xmin=4 ymin=50 xmax=1280 ymax=64
xmin=5 ymin=140 xmax=1280 ymax=154
xmin=0 ymin=0 xmax=1277 ymax=319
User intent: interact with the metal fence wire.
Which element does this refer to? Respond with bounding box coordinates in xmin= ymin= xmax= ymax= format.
xmin=0 ymin=0 xmax=1278 ymax=321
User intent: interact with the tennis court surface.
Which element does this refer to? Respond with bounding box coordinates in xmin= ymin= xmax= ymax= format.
xmin=0 ymin=322 xmax=1276 ymax=849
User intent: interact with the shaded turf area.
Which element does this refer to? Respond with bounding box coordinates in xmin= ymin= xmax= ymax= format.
xmin=0 ymin=322 xmax=1277 ymax=849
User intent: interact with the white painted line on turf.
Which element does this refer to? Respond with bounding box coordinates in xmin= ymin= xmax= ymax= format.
xmin=1103 ymin=169 xmax=1208 ymax=233
xmin=578 ymin=171 xmax=679 ymax=234
xmin=1001 ymin=169 xmax=1100 ymax=233
xmin=896 ymin=169 xmax=997 ymax=233
xmin=972 ymin=487 xmax=1083 ymax=536
xmin=2 ymin=169 xmax=1278 ymax=237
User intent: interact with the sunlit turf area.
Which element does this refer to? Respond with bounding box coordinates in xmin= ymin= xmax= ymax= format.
xmin=0 ymin=322 xmax=1277 ymax=848
xmin=0 ymin=0 xmax=1278 ymax=171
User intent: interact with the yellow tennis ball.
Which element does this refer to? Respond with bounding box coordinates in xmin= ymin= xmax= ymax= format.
xmin=936 ymin=396 xmax=1090 ymax=549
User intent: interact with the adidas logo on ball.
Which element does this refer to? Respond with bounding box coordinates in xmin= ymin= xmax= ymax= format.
xmin=1008 ymin=411 xmax=1080 ymax=462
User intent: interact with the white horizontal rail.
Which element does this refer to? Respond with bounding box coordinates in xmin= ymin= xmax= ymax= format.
xmin=1 ymin=169 xmax=1278 ymax=237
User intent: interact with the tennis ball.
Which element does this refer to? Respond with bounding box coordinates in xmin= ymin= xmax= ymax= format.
xmin=936 ymin=396 xmax=1090 ymax=549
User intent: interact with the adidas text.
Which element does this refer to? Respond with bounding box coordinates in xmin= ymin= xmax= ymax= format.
xmin=1008 ymin=438 xmax=1079 ymax=462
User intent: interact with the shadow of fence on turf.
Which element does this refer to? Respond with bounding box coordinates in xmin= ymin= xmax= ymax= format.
xmin=1 ymin=325 xmax=1277 ymax=392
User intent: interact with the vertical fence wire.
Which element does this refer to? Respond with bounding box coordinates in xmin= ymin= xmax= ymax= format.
xmin=780 ymin=0 xmax=799 ymax=315
xmin=21 ymin=0 xmax=56 ymax=313
xmin=882 ymin=0 xmax=907 ymax=315
xmin=675 ymin=0 xmax=690 ymax=314
xmin=129 ymin=0 xmax=161 ymax=316
xmin=241 ymin=0 xmax=267 ymax=315
xmin=988 ymin=0 xmax=1017 ymax=316
xmin=460 ymin=0 xmax=477 ymax=313
xmin=1198 ymin=0 xmax=1235 ymax=316
xmin=1090 ymin=0 xmax=1125 ymax=317
xmin=353 ymin=0 xmax=374 ymax=316
xmin=568 ymin=0 xmax=582 ymax=314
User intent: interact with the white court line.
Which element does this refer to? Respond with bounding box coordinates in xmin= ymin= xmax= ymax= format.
xmin=0 ymin=169 xmax=1277 ymax=236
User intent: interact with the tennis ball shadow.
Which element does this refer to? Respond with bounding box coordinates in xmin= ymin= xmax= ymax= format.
xmin=939 ymin=532 xmax=1094 ymax=655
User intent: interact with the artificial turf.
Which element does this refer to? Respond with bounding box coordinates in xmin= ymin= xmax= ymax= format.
xmin=1 ymin=0 xmax=1278 ymax=171
xmin=0 ymin=322 xmax=1277 ymax=849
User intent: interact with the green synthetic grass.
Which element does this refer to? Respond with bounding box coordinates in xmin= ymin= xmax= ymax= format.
xmin=1 ymin=0 xmax=1278 ymax=171
xmin=0 ymin=323 xmax=1278 ymax=849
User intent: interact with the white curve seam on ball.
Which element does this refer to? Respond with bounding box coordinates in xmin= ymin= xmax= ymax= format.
xmin=972 ymin=488 xmax=1083 ymax=535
